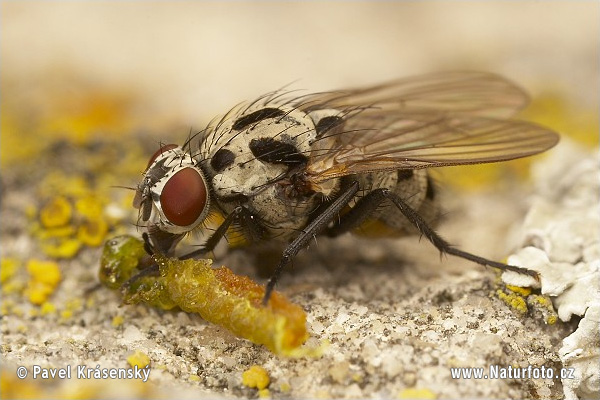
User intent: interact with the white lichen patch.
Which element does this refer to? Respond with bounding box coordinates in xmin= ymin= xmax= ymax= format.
xmin=502 ymin=140 xmax=600 ymax=400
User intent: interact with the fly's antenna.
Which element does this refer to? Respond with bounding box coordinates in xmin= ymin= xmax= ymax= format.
xmin=110 ymin=185 xmax=137 ymax=191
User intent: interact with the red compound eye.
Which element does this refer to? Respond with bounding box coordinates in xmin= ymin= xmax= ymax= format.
xmin=160 ymin=168 xmax=207 ymax=227
xmin=147 ymin=144 xmax=179 ymax=169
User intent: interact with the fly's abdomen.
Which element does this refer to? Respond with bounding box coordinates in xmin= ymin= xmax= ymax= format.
xmin=351 ymin=169 xmax=440 ymax=238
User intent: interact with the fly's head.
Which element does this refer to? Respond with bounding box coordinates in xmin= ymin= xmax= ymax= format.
xmin=133 ymin=144 xmax=210 ymax=252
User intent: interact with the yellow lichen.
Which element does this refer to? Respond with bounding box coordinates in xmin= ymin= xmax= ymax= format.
xmin=242 ymin=365 xmax=270 ymax=390
xmin=40 ymin=302 xmax=57 ymax=315
xmin=25 ymin=260 xmax=61 ymax=305
xmin=86 ymin=297 xmax=95 ymax=308
xmin=31 ymin=173 xmax=118 ymax=259
xmin=506 ymin=285 xmax=532 ymax=297
xmin=1 ymin=279 xmax=25 ymax=295
xmin=1 ymin=301 xmax=13 ymax=316
xmin=77 ymin=218 xmax=109 ymax=246
xmin=258 ymin=388 xmax=271 ymax=398
xmin=532 ymin=294 xmax=551 ymax=306
xmin=127 ymin=350 xmax=151 ymax=369
xmin=39 ymin=196 xmax=72 ymax=228
xmin=111 ymin=315 xmax=124 ymax=327
xmin=398 ymin=387 xmax=437 ymax=399
xmin=0 ymin=371 xmax=43 ymax=399
xmin=37 ymin=226 xmax=76 ymax=239
xmin=65 ymin=298 xmax=82 ymax=312
xmin=26 ymin=260 xmax=61 ymax=287
xmin=529 ymin=294 xmax=559 ymax=325
xmin=59 ymin=298 xmax=82 ymax=321
xmin=1 ymin=258 xmax=19 ymax=283
xmin=26 ymin=281 xmax=55 ymax=305
xmin=40 ymin=238 xmax=82 ymax=259
xmin=43 ymin=90 xmax=136 ymax=144
xmin=520 ymin=92 xmax=599 ymax=148
xmin=279 ymin=382 xmax=291 ymax=393
xmin=496 ymin=289 xmax=528 ymax=314
xmin=75 ymin=195 xmax=105 ymax=218
xmin=38 ymin=173 xmax=89 ymax=199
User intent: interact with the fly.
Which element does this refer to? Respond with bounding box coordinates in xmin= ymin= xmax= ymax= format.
xmin=132 ymin=71 xmax=559 ymax=305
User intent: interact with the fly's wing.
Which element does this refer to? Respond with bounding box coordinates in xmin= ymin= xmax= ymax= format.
xmin=298 ymin=71 xmax=530 ymax=119
xmin=291 ymin=72 xmax=559 ymax=183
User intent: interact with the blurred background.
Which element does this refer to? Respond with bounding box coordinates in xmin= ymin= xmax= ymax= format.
xmin=2 ymin=1 xmax=598 ymax=166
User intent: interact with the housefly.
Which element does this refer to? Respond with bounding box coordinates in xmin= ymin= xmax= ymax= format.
xmin=132 ymin=71 xmax=559 ymax=305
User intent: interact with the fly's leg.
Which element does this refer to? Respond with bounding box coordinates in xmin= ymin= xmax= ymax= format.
xmin=178 ymin=205 xmax=258 ymax=260
xmin=325 ymin=186 xmax=389 ymax=237
xmin=262 ymin=181 xmax=360 ymax=305
xmin=327 ymin=188 xmax=537 ymax=277
xmin=344 ymin=188 xmax=538 ymax=277
xmin=382 ymin=189 xmax=538 ymax=277
xmin=121 ymin=206 xmax=257 ymax=293
xmin=119 ymin=232 xmax=160 ymax=294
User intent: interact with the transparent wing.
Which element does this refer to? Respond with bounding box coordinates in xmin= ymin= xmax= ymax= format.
xmin=297 ymin=71 xmax=530 ymax=119
xmin=305 ymin=113 xmax=559 ymax=183
xmin=288 ymin=72 xmax=558 ymax=183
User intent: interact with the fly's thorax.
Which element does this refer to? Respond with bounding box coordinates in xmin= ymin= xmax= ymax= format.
xmin=200 ymin=105 xmax=317 ymax=195
xmin=209 ymin=177 xmax=319 ymax=243
xmin=197 ymin=104 xmax=332 ymax=241
xmin=134 ymin=145 xmax=210 ymax=235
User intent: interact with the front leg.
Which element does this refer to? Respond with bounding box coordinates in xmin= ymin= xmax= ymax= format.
xmin=179 ymin=205 xmax=264 ymax=260
xmin=122 ymin=206 xmax=261 ymax=292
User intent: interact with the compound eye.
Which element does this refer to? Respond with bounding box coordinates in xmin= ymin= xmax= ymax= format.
xmin=160 ymin=168 xmax=207 ymax=227
xmin=147 ymin=144 xmax=179 ymax=169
